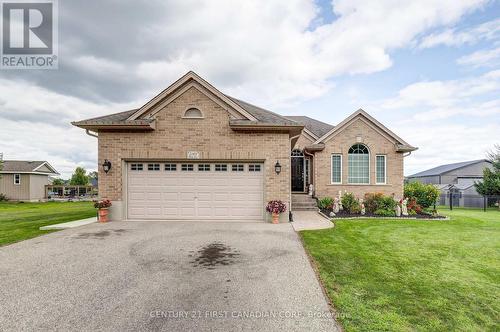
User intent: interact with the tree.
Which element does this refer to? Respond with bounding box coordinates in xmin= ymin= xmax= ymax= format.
xmin=52 ymin=178 xmax=65 ymax=186
xmin=88 ymin=171 xmax=98 ymax=185
xmin=475 ymin=144 xmax=500 ymax=200
xmin=70 ymin=167 xmax=89 ymax=186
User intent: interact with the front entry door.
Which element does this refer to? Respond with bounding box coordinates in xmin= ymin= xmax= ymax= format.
xmin=291 ymin=156 xmax=304 ymax=192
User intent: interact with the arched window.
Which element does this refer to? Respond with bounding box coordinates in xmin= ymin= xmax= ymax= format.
xmin=291 ymin=149 xmax=304 ymax=157
xmin=348 ymin=144 xmax=369 ymax=184
xmin=183 ymin=108 xmax=203 ymax=118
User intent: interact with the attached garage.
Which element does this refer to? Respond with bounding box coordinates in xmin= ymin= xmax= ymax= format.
xmin=127 ymin=162 xmax=264 ymax=220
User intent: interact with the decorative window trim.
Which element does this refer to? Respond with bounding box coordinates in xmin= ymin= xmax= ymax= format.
xmin=14 ymin=173 xmax=21 ymax=185
xmin=232 ymin=164 xmax=244 ymax=172
xmin=147 ymin=163 xmax=160 ymax=171
xmin=347 ymin=144 xmax=370 ymax=184
xmin=331 ymin=154 xmax=342 ymax=184
xmin=164 ymin=164 xmax=177 ymax=171
xmin=248 ymin=164 xmax=261 ymax=172
xmin=198 ymin=164 xmax=211 ymax=171
xmin=131 ymin=164 xmax=143 ymax=171
xmin=181 ymin=164 xmax=194 ymax=171
xmin=182 ymin=107 xmax=204 ymax=119
xmin=376 ymin=155 xmax=387 ymax=184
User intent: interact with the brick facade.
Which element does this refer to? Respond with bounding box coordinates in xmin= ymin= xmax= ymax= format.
xmin=98 ymin=86 xmax=291 ymax=221
xmin=313 ymin=118 xmax=405 ymax=200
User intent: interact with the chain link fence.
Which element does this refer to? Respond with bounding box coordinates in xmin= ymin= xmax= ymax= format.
xmin=439 ymin=193 xmax=500 ymax=210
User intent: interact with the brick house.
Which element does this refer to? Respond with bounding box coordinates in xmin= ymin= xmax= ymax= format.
xmin=73 ymin=72 xmax=416 ymax=222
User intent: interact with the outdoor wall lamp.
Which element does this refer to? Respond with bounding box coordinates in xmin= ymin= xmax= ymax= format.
xmin=102 ymin=159 xmax=112 ymax=173
xmin=274 ymin=161 xmax=282 ymax=175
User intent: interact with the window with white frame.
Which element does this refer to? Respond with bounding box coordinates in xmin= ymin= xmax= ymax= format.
xmin=232 ymin=164 xmax=244 ymax=172
xmin=331 ymin=154 xmax=342 ymax=184
xmin=14 ymin=174 xmax=21 ymax=185
xmin=215 ymin=164 xmax=228 ymax=172
xmin=376 ymin=155 xmax=386 ymax=184
xmin=164 ymin=164 xmax=177 ymax=171
xmin=181 ymin=164 xmax=194 ymax=171
xmin=198 ymin=164 xmax=211 ymax=171
xmin=248 ymin=164 xmax=261 ymax=172
xmin=348 ymin=144 xmax=370 ymax=184
xmin=148 ymin=163 xmax=160 ymax=171
xmin=131 ymin=163 xmax=143 ymax=171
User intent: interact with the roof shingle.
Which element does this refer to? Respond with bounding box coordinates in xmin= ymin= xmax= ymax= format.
xmin=408 ymin=159 xmax=490 ymax=178
xmin=284 ymin=116 xmax=334 ymax=138
xmin=1 ymin=160 xmax=57 ymax=173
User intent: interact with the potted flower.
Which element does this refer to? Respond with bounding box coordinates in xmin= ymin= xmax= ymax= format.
xmin=94 ymin=199 xmax=112 ymax=222
xmin=266 ymin=200 xmax=287 ymax=224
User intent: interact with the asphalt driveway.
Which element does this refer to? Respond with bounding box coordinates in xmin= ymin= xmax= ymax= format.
xmin=0 ymin=221 xmax=340 ymax=331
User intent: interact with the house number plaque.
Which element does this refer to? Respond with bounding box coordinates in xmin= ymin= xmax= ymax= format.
xmin=187 ymin=151 xmax=201 ymax=159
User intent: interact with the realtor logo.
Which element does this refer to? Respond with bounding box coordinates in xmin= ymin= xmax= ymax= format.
xmin=1 ymin=0 xmax=58 ymax=69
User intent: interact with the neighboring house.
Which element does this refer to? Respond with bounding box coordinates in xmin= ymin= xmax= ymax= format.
xmin=73 ymin=71 xmax=416 ymax=222
xmin=407 ymin=159 xmax=493 ymax=207
xmin=0 ymin=160 xmax=59 ymax=201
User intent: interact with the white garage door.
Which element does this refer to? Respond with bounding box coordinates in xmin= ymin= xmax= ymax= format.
xmin=127 ymin=162 xmax=264 ymax=220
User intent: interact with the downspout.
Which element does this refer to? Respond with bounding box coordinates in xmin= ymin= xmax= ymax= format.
xmin=85 ymin=129 xmax=98 ymax=138
xmin=289 ymin=133 xmax=301 ymax=221
xmin=403 ymin=151 xmax=412 ymax=157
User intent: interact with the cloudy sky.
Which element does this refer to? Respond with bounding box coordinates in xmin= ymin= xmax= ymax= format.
xmin=0 ymin=0 xmax=499 ymax=178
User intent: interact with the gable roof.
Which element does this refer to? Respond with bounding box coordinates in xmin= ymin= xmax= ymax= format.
xmin=284 ymin=116 xmax=334 ymax=138
xmin=314 ymin=109 xmax=417 ymax=152
xmin=128 ymin=71 xmax=258 ymax=122
xmin=408 ymin=159 xmax=491 ymax=178
xmin=72 ymin=71 xmax=301 ymax=130
xmin=1 ymin=160 xmax=59 ymax=175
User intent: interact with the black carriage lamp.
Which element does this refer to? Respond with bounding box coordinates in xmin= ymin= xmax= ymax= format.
xmin=274 ymin=161 xmax=282 ymax=175
xmin=102 ymin=159 xmax=112 ymax=173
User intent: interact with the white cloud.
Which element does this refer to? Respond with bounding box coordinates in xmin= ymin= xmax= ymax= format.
xmin=378 ymin=70 xmax=500 ymax=120
xmin=457 ymin=46 xmax=500 ymax=67
xmin=404 ymin=122 xmax=499 ymax=175
xmin=419 ymin=17 xmax=500 ymax=48
xmin=369 ymin=70 xmax=500 ymax=175
xmin=0 ymin=0 xmax=495 ymax=177
xmin=0 ymin=79 xmax=137 ymax=178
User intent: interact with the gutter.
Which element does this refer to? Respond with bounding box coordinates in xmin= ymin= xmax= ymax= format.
xmin=86 ymin=129 xmax=98 ymax=138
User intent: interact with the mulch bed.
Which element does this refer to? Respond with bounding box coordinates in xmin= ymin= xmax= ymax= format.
xmin=319 ymin=209 xmax=446 ymax=220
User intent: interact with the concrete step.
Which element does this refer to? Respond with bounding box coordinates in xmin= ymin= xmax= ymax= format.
xmin=292 ymin=204 xmax=318 ymax=209
xmin=293 ymin=206 xmax=319 ymax=211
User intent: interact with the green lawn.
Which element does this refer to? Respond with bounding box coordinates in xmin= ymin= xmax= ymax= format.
xmin=300 ymin=208 xmax=500 ymax=331
xmin=0 ymin=201 xmax=96 ymax=246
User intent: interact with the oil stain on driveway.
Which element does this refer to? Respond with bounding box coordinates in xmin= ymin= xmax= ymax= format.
xmin=0 ymin=221 xmax=340 ymax=331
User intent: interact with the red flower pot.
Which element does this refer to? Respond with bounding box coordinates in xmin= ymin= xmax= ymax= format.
xmin=272 ymin=212 xmax=279 ymax=224
xmin=98 ymin=208 xmax=109 ymax=222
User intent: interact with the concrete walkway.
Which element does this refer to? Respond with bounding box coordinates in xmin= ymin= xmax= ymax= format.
xmin=292 ymin=211 xmax=333 ymax=231
xmin=40 ymin=217 xmax=97 ymax=230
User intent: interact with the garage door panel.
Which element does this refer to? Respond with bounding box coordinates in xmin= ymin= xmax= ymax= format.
xmin=127 ymin=162 xmax=263 ymax=220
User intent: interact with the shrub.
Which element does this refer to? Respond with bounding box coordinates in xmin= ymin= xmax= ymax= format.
xmin=379 ymin=196 xmax=397 ymax=211
xmin=266 ymin=200 xmax=287 ymax=214
xmin=404 ymin=181 xmax=440 ymax=208
xmin=341 ymin=192 xmax=360 ymax=214
xmin=374 ymin=209 xmax=396 ymax=217
xmin=407 ymin=198 xmax=423 ymax=214
xmin=317 ymin=197 xmax=334 ymax=210
xmin=364 ymin=193 xmax=384 ymax=213
xmin=0 ymin=193 xmax=7 ymax=201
